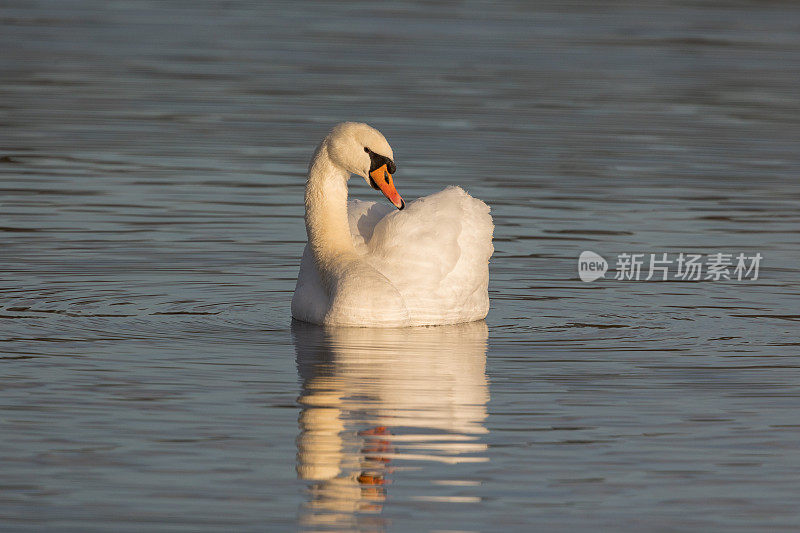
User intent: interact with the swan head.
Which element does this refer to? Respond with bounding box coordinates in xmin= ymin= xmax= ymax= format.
xmin=326 ymin=122 xmax=404 ymax=210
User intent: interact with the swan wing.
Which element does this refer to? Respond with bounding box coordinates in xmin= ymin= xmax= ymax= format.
xmin=350 ymin=186 xmax=493 ymax=325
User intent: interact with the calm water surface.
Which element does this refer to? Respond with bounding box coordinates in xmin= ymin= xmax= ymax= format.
xmin=2 ymin=1 xmax=800 ymax=531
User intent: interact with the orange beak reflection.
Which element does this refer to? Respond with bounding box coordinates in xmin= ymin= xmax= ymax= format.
xmin=369 ymin=164 xmax=404 ymax=210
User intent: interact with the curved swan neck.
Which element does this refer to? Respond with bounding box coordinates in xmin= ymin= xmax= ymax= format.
xmin=304 ymin=141 xmax=356 ymax=272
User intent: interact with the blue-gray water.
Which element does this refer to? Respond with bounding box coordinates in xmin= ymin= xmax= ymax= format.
xmin=2 ymin=1 xmax=800 ymax=531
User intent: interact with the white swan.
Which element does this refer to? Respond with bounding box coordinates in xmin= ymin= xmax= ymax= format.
xmin=291 ymin=122 xmax=493 ymax=327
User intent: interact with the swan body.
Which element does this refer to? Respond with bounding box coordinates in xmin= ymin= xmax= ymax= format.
xmin=291 ymin=122 xmax=493 ymax=327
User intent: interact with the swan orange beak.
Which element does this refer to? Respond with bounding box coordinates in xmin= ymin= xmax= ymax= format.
xmin=369 ymin=164 xmax=405 ymax=210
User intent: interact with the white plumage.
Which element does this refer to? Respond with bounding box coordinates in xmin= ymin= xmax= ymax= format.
xmin=291 ymin=123 xmax=493 ymax=327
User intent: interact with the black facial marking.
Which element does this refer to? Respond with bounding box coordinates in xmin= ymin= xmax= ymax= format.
xmin=367 ymin=150 xmax=396 ymax=175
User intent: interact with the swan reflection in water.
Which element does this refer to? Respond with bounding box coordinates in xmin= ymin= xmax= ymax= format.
xmin=292 ymin=320 xmax=490 ymax=530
